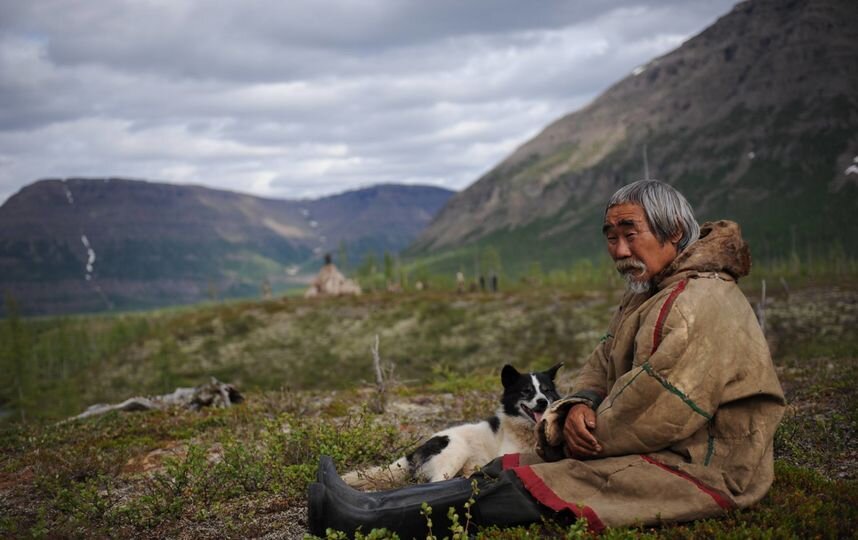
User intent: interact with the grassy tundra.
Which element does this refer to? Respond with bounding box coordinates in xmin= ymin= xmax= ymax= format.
xmin=0 ymin=269 xmax=856 ymax=538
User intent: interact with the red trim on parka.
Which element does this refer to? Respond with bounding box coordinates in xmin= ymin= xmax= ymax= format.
xmin=644 ymin=279 xmax=733 ymax=509
xmin=512 ymin=466 xmax=606 ymax=533
xmin=501 ymin=453 xmax=520 ymax=470
xmin=651 ymin=279 xmax=688 ymax=354
xmin=640 ymin=455 xmax=734 ymax=510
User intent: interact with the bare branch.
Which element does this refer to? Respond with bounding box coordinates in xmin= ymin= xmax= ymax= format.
xmin=370 ymin=334 xmax=386 ymax=413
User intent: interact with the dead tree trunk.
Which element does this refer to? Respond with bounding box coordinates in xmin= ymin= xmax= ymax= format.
xmin=370 ymin=334 xmax=386 ymax=414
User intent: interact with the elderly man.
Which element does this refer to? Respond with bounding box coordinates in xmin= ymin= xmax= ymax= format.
xmin=308 ymin=180 xmax=785 ymax=537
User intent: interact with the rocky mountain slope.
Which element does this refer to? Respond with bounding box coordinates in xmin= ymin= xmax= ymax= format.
xmin=0 ymin=178 xmax=452 ymax=315
xmin=410 ymin=0 xmax=858 ymax=271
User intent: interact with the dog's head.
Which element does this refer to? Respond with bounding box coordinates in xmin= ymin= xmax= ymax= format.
xmin=500 ymin=363 xmax=563 ymax=425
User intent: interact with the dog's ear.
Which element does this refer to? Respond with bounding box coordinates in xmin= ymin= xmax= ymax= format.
xmin=544 ymin=362 xmax=564 ymax=380
xmin=501 ymin=364 xmax=521 ymax=388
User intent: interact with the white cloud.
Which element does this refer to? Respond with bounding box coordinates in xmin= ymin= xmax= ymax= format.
xmin=0 ymin=0 xmax=736 ymax=204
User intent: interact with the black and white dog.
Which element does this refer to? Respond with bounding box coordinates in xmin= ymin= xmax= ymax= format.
xmin=344 ymin=363 xmax=563 ymax=489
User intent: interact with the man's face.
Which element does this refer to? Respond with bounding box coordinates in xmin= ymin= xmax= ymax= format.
xmin=603 ymin=203 xmax=679 ymax=291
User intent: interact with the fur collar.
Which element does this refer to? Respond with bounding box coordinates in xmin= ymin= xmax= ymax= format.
xmin=655 ymin=220 xmax=751 ymax=288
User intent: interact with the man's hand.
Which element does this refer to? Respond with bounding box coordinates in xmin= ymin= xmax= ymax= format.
xmin=563 ymin=403 xmax=602 ymax=458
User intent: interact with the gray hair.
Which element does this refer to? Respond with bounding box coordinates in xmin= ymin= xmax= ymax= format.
xmin=607 ymin=180 xmax=699 ymax=252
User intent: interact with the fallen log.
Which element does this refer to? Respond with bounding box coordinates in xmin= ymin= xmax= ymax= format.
xmin=67 ymin=377 xmax=243 ymax=422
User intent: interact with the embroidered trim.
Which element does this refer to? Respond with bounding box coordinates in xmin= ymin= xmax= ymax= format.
xmin=651 ymin=279 xmax=688 ymax=354
xmin=645 ymin=278 xmax=713 ymax=422
xmin=512 ymin=466 xmax=606 ymax=533
xmin=501 ymin=453 xmax=520 ymax=470
xmin=641 ymin=363 xmax=712 ymax=420
xmin=598 ymin=366 xmax=646 ymax=414
xmin=599 ymin=332 xmax=614 ymax=343
xmin=640 ymin=455 xmax=733 ymax=510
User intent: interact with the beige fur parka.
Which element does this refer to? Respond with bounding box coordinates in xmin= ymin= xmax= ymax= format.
xmin=499 ymin=221 xmax=786 ymax=531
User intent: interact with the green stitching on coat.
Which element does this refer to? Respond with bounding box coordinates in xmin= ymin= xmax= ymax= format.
xmin=704 ymin=433 xmax=715 ymax=466
xmin=599 ymin=366 xmax=646 ymax=414
xmin=641 ymin=362 xmax=713 ymax=420
xmin=599 ymin=333 xmax=614 ymax=343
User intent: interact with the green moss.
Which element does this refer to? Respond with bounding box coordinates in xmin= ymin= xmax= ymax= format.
xmin=2 ymin=283 xmax=856 ymax=537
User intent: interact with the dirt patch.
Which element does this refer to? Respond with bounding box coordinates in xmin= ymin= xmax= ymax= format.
xmin=122 ymin=441 xmax=187 ymax=475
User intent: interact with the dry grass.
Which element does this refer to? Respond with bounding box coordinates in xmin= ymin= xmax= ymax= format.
xmin=1 ymin=284 xmax=855 ymax=538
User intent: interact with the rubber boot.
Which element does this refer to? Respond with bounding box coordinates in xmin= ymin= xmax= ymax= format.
xmin=316 ymin=455 xmax=475 ymax=508
xmin=308 ymin=456 xmax=546 ymax=539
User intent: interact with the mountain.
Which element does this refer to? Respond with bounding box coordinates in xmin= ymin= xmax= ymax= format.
xmin=0 ymin=178 xmax=453 ymax=315
xmin=409 ymin=0 xmax=858 ymax=273
xmin=305 ymin=184 xmax=453 ymax=263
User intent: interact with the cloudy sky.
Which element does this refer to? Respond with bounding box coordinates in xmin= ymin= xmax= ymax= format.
xmin=0 ymin=0 xmax=736 ymax=205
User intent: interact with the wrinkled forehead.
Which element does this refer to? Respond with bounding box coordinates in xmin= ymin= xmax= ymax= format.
xmin=603 ymin=203 xmax=649 ymax=233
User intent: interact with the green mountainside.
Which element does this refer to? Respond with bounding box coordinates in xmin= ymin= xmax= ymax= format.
xmin=407 ymin=0 xmax=858 ymax=277
xmin=0 ymin=179 xmax=452 ymax=315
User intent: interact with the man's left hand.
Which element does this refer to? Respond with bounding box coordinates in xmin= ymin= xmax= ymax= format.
xmin=563 ymin=403 xmax=603 ymax=458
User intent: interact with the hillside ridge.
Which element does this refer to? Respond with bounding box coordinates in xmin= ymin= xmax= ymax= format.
xmin=410 ymin=0 xmax=858 ymax=270
xmin=0 ymin=177 xmax=454 ymax=315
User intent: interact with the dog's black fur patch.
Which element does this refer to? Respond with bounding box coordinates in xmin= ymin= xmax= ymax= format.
xmin=488 ymin=415 xmax=500 ymax=433
xmin=408 ymin=435 xmax=450 ymax=465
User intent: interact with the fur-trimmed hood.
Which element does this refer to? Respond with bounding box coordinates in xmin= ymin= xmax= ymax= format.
xmin=656 ymin=220 xmax=751 ymax=287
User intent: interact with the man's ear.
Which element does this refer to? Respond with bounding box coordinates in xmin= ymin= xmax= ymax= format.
xmin=501 ymin=364 xmax=521 ymax=388
xmin=670 ymin=226 xmax=683 ymax=245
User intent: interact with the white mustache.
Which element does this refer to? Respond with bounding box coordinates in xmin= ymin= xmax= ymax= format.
xmin=615 ymin=258 xmax=647 ymax=275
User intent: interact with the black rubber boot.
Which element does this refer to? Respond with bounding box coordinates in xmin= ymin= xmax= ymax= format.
xmin=308 ymin=456 xmax=546 ymax=539
xmin=316 ymin=455 xmax=473 ymax=508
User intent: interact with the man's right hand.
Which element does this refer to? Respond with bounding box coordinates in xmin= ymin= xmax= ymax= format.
xmin=563 ymin=403 xmax=602 ymax=458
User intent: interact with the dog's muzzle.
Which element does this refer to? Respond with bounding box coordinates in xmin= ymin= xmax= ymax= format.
xmin=520 ymin=402 xmax=548 ymax=423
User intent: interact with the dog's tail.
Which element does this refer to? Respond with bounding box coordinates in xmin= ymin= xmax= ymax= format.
xmin=342 ymin=457 xmax=411 ymax=490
